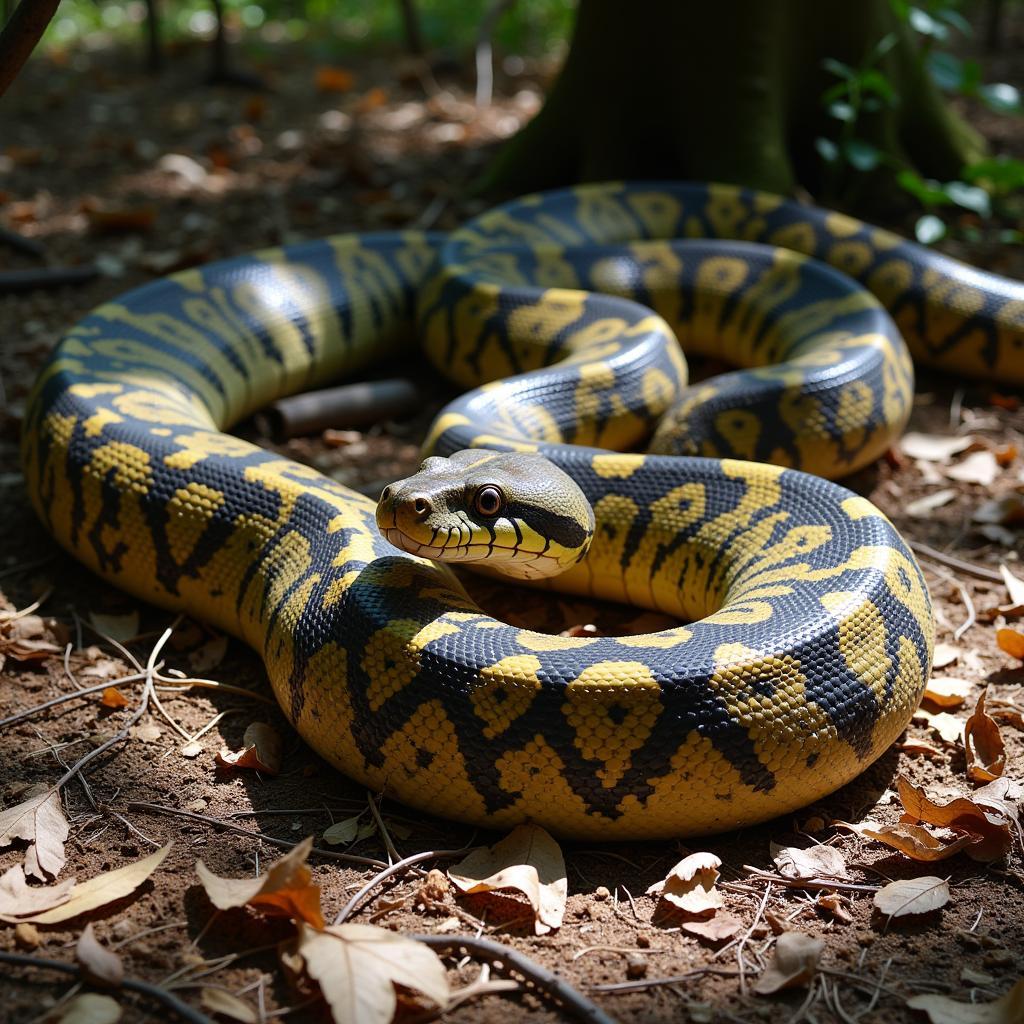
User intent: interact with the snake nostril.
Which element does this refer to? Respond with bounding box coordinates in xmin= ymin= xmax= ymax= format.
xmin=413 ymin=496 xmax=431 ymax=519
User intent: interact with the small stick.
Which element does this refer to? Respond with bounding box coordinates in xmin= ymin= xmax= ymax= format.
xmin=0 ymin=226 xmax=45 ymax=258
xmin=0 ymin=265 xmax=100 ymax=292
xmin=0 ymin=670 xmax=151 ymax=728
xmin=906 ymin=541 xmax=1003 ymax=583
xmin=743 ymin=868 xmax=881 ymax=893
xmin=126 ymin=801 xmax=390 ymax=869
xmin=587 ymin=965 xmax=742 ymax=993
xmin=412 ymin=934 xmax=618 ymax=1024
xmin=0 ymin=951 xmax=213 ymax=1024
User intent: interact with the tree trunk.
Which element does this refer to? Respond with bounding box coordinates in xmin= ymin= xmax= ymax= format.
xmin=481 ymin=0 xmax=982 ymax=209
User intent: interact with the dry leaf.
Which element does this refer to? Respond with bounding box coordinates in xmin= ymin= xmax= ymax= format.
xmin=100 ymin=687 xmax=130 ymax=709
xmin=197 ymin=835 xmax=324 ymax=928
xmin=838 ymin=820 xmax=979 ymax=862
xmin=0 ymin=864 xmax=75 ymax=916
xmin=681 ymin=914 xmax=742 ymax=945
xmin=974 ymin=494 xmax=1024 ymax=526
xmin=295 ymin=922 xmax=449 ymax=1024
xmin=996 ymin=627 xmax=1024 ymax=660
xmin=873 ymin=876 xmax=950 ymax=918
xmin=946 ymin=451 xmax=1000 ymax=486
xmin=0 ymin=783 xmax=69 ymax=880
xmin=10 ymin=844 xmax=171 ymax=925
xmin=922 ymin=677 xmax=973 ymax=709
xmin=815 ymin=893 xmax=853 ymax=923
xmin=1000 ymin=564 xmax=1024 ymax=610
xmin=132 ymin=723 xmax=162 ymax=743
xmin=913 ymin=707 xmax=964 ymax=744
xmin=201 ymin=988 xmax=257 ymax=1023
xmin=753 ymin=932 xmax=823 ymax=994
xmin=900 ymin=738 xmax=947 ymax=760
xmin=932 ymin=643 xmax=959 ymax=669
xmin=189 ymin=635 xmax=228 ymax=672
xmin=315 ymin=67 xmax=356 ymax=93
xmin=77 ymin=923 xmax=124 ymax=987
xmin=89 ymin=610 xmax=140 ymax=642
xmin=906 ymin=489 xmax=957 ymax=518
xmin=645 ymin=852 xmax=724 ymax=918
xmin=448 ymin=823 xmax=566 ymax=935
xmin=907 ymin=979 xmax=1024 ymax=1024
xmin=964 ymin=691 xmax=1006 ymax=783
xmin=901 ymin=433 xmax=974 ymax=462
xmin=770 ymin=843 xmax=848 ymax=880
xmin=216 ymin=722 xmax=282 ymax=775
xmin=898 ymin=777 xmax=1013 ymax=862
xmin=323 ymin=815 xmax=374 ymax=846
xmin=57 ymin=993 xmax=122 ymax=1024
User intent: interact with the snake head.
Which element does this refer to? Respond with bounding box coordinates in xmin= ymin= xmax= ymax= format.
xmin=376 ymin=449 xmax=595 ymax=579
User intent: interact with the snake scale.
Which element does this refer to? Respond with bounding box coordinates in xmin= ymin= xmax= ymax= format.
xmin=22 ymin=183 xmax=1024 ymax=838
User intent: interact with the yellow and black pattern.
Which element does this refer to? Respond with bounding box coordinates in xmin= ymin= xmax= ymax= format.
xmin=23 ymin=180 xmax=1018 ymax=837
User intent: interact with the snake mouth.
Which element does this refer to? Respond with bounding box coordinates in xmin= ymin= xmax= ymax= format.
xmin=383 ymin=526 xmax=551 ymax=564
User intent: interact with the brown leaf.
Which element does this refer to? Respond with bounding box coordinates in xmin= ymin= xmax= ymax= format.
xmin=0 ymin=783 xmax=69 ymax=880
xmin=315 ymin=67 xmax=356 ymax=93
xmin=815 ymin=892 xmax=853 ymax=923
xmin=448 ymin=824 xmax=566 ymax=935
xmin=996 ymin=627 xmax=1024 ymax=660
xmin=100 ymin=687 xmax=130 ymax=709
xmin=964 ymin=691 xmax=1006 ymax=783
xmin=82 ymin=201 xmax=157 ymax=236
xmin=922 ymin=677 xmax=973 ymax=709
xmin=196 ymin=835 xmax=324 ymax=928
xmin=681 ymin=914 xmax=743 ymax=946
xmin=770 ymin=842 xmax=848 ymax=880
xmin=837 ymin=820 xmax=979 ymax=861
xmin=973 ymin=494 xmax=1024 ymax=526
xmin=874 ymin=876 xmax=949 ymax=919
xmin=913 ymin=707 xmax=964 ymax=744
xmin=216 ymin=722 xmax=282 ymax=775
xmin=899 ymin=738 xmax=947 ymax=760
xmin=753 ymin=932 xmax=823 ymax=994
xmin=76 ymin=923 xmax=124 ymax=987
xmin=898 ymin=777 xmax=1013 ymax=861
xmin=645 ymin=852 xmax=724 ymax=918
xmin=907 ymin=979 xmax=1024 ymax=1024
xmin=0 ymin=864 xmax=75 ymax=916
xmin=7 ymin=844 xmax=171 ymax=925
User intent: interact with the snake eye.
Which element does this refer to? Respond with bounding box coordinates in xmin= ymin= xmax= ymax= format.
xmin=473 ymin=486 xmax=504 ymax=518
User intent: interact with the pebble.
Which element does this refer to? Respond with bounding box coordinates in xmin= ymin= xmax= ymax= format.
xmin=594 ymin=885 xmax=610 ymax=901
xmin=625 ymin=953 xmax=648 ymax=979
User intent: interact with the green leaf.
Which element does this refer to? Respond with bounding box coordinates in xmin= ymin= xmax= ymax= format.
xmin=945 ymin=181 xmax=991 ymax=217
xmin=909 ymin=7 xmax=949 ymax=39
xmin=889 ymin=0 xmax=911 ymax=21
xmin=979 ymin=82 xmax=1022 ymax=114
xmin=860 ymin=69 xmax=897 ymax=103
xmin=815 ymin=137 xmax=840 ymax=164
xmin=822 ymin=57 xmax=854 ymax=80
xmin=935 ymin=8 xmax=972 ymax=36
xmin=927 ymin=51 xmax=964 ymax=92
xmin=871 ymin=32 xmax=899 ymax=60
xmin=897 ymin=169 xmax=953 ymax=206
xmin=828 ymin=101 xmax=855 ymax=122
xmin=915 ymin=215 xmax=946 ymax=244
xmin=964 ymin=156 xmax=1024 ymax=192
xmin=844 ymin=139 xmax=881 ymax=172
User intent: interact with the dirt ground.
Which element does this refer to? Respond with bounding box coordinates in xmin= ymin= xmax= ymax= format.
xmin=2 ymin=23 xmax=1024 ymax=1024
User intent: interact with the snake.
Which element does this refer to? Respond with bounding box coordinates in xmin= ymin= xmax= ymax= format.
xmin=21 ymin=182 xmax=1024 ymax=839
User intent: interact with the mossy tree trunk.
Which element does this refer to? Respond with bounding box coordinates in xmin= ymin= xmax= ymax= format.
xmin=481 ymin=0 xmax=982 ymax=209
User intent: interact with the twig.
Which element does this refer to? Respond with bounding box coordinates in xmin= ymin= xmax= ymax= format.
xmin=588 ymin=966 xmax=742 ymax=993
xmin=0 ymin=226 xmax=44 ymax=258
xmin=906 ymin=541 xmax=1003 ymax=583
xmin=0 ymin=950 xmax=213 ymax=1024
xmin=0 ymin=670 xmax=151 ymax=728
xmin=0 ymin=266 xmax=100 ymax=292
xmin=366 ymin=791 xmax=400 ymax=864
xmin=735 ymin=880 xmax=771 ymax=995
xmin=474 ymin=0 xmax=515 ymax=106
xmin=0 ymin=554 xmax=56 ymax=581
xmin=412 ymin=934 xmax=617 ymax=1024
xmin=333 ymin=847 xmax=467 ymax=924
xmin=743 ymin=868 xmax=881 ymax=893
xmin=126 ymin=801 xmax=389 ymax=868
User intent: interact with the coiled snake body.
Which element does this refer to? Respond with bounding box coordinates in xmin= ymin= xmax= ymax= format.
xmin=22 ymin=183 xmax=1024 ymax=838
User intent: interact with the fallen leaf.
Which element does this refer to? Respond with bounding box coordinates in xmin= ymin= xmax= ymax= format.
xmin=645 ymin=852 xmax=724 ymax=918
xmin=294 ymin=921 xmax=449 ymax=1024
xmin=197 ymin=835 xmax=324 ymax=928
xmin=0 ymin=783 xmax=69 ymax=880
xmin=77 ymin=923 xmax=124 ymax=987
xmin=323 ymin=815 xmax=374 ymax=846
xmin=922 ymin=677 xmax=973 ymax=709
xmin=907 ymin=977 xmax=1024 ymax=1023
xmin=1000 ymin=564 xmax=1024 ymax=610
xmin=770 ymin=843 xmax=848 ymax=880
xmin=932 ymin=643 xmax=959 ymax=669
xmin=836 ymin=820 xmax=979 ymax=861
xmin=964 ymin=691 xmax=1006 ymax=783
xmin=9 ymin=844 xmax=171 ymax=925
xmin=900 ymin=433 xmax=974 ymax=462
xmin=946 ymin=451 xmax=1000 ymax=486
xmin=996 ymin=627 xmax=1024 ymax=660
xmin=898 ymin=777 xmax=1013 ymax=861
xmin=131 ymin=723 xmax=162 ymax=743
xmin=974 ymin=494 xmax=1024 ymax=527
xmin=448 ymin=823 xmax=566 ymax=935
xmin=355 ymin=87 xmax=389 ymax=113
xmin=216 ymin=722 xmax=282 ymax=775
xmin=815 ymin=892 xmax=853 ymax=923
xmin=900 ymin=737 xmax=947 ymax=760
xmin=56 ymin=993 xmax=122 ymax=1024
xmin=913 ymin=707 xmax=964 ymax=744
xmin=315 ymin=67 xmax=356 ymax=93
xmin=906 ymin=489 xmax=957 ymax=518
xmin=100 ymin=687 xmax=130 ymax=709
xmin=189 ymin=635 xmax=228 ymax=672
xmin=201 ymin=988 xmax=257 ymax=1023
xmin=873 ymin=876 xmax=950 ymax=918
xmin=681 ymin=914 xmax=743 ymax=945
xmin=180 ymin=741 xmax=204 ymax=758
xmin=753 ymin=932 xmax=823 ymax=994
xmin=89 ymin=610 xmax=140 ymax=643
xmin=961 ymin=966 xmax=996 ymax=985
xmin=0 ymin=864 xmax=75 ymax=916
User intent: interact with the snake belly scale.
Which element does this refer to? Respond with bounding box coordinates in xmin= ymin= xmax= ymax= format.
xmin=23 ymin=182 xmax=1021 ymax=839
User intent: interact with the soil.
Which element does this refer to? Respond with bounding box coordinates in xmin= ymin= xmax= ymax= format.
xmin=1 ymin=22 xmax=1024 ymax=1024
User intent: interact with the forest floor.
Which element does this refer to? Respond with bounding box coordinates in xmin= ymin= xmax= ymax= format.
xmin=2 ymin=23 xmax=1024 ymax=1024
